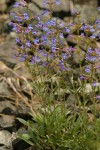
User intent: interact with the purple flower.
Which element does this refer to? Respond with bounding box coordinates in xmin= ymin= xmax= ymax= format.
xmin=20 ymin=45 xmax=25 ymax=50
xmin=90 ymin=35 xmax=96 ymax=39
xmin=59 ymin=33 xmax=64 ymax=39
xmin=8 ymin=21 xmax=13 ymax=26
xmin=86 ymin=48 xmax=97 ymax=62
xmin=43 ymin=24 xmax=49 ymax=31
xmin=51 ymin=37 xmax=56 ymax=52
xmin=69 ymin=22 xmax=74 ymax=27
xmin=95 ymin=48 xmax=100 ymax=56
xmin=58 ymin=60 xmax=65 ymax=71
xmin=50 ymin=54 xmax=54 ymax=59
xmin=67 ymin=46 xmax=75 ymax=52
xmin=95 ymin=95 xmax=100 ymax=100
xmin=90 ymin=56 xmax=96 ymax=61
xmin=51 ymin=37 xmax=56 ymax=44
xmin=36 ymin=22 xmax=43 ymax=28
xmin=95 ymin=65 xmax=100 ymax=69
xmin=85 ymin=47 xmax=97 ymax=62
xmin=58 ymin=22 xmax=64 ymax=28
xmin=71 ymin=9 xmax=78 ymax=15
xmin=52 ymin=47 xmax=56 ymax=53
xmin=25 ymin=28 xmax=30 ymax=34
xmin=65 ymin=27 xmax=70 ymax=34
xmin=96 ymin=19 xmax=100 ymax=24
xmin=46 ymin=29 xmax=54 ymax=36
xmin=36 ymin=15 xmax=41 ymax=21
xmin=97 ymin=32 xmax=100 ymax=39
xmin=55 ymin=0 xmax=60 ymax=5
xmin=10 ymin=11 xmax=15 ymax=16
xmin=13 ymin=2 xmax=20 ymax=8
xmin=16 ymin=37 xmax=21 ymax=44
xmin=33 ymin=38 xmax=39 ymax=45
xmin=42 ymin=52 xmax=48 ymax=57
xmin=98 ymin=7 xmax=100 ymax=11
xmin=26 ymin=40 xmax=31 ymax=47
xmin=62 ymin=53 xmax=67 ymax=59
xmin=20 ymin=0 xmax=26 ymax=7
xmin=41 ymin=35 xmax=47 ymax=44
xmin=66 ymin=67 xmax=70 ymax=71
xmin=95 ymin=19 xmax=100 ymax=29
xmin=80 ymin=75 xmax=85 ymax=80
xmin=32 ymin=30 xmax=37 ymax=35
xmin=42 ymin=61 xmax=48 ymax=67
xmin=21 ymin=54 xmax=28 ymax=62
xmin=92 ymin=82 xmax=98 ymax=87
xmin=85 ymin=66 xmax=91 ymax=73
xmin=80 ymin=24 xmax=88 ymax=30
xmin=89 ymin=27 xmax=95 ymax=32
xmin=42 ymin=10 xmax=49 ymax=16
xmin=23 ymin=13 xmax=29 ymax=20
xmin=12 ymin=24 xmax=18 ymax=32
xmin=28 ymin=24 xmax=33 ymax=30
xmin=46 ymin=19 xmax=56 ymax=27
xmin=31 ymin=56 xmax=41 ymax=63
xmin=80 ymin=33 xmax=85 ymax=37
xmin=88 ymin=47 xmax=92 ymax=53
xmin=35 ymin=57 xmax=41 ymax=62
xmin=43 ymin=0 xmax=47 ymax=6
xmin=14 ymin=16 xmax=22 ymax=22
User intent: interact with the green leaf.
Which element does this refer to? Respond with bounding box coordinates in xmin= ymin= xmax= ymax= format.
xmin=18 ymin=133 xmax=34 ymax=146
xmin=17 ymin=118 xmax=28 ymax=126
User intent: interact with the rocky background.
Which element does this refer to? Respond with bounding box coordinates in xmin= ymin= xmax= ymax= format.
xmin=0 ymin=0 xmax=100 ymax=150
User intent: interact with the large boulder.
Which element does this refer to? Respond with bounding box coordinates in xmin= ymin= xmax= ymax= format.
xmin=74 ymin=0 xmax=99 ymax=22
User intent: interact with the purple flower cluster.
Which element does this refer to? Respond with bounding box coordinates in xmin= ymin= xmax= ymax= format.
xmin=13 ymin=0 xmax=26 ymax=7
xmin=11 ymin=0 xmax=100 ymax=93
xmin=91 ymin=82 xmax=99 ymax=87
xmin=85 ymin=47 xmax=100 ymax=62
xmin=85 ymin=66 xmax=91 ymax=73
xmin=95 ymin=19 xmax=100 ymax=29
xmin=9 ymin=21 xmax=21 ymax=33
xmin=11 ymin=0 xmax=68 ymax=66
xmin=9 ymin=0 xmax=100 ymax=105
xmin=55 ymin=0 xmax=60 ymax=5
xmin=80 ymin=24 xmax=88 ymax=30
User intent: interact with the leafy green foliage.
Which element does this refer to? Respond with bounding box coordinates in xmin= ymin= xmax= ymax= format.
xmin=17 ymin=106 xmax=100 ymax=150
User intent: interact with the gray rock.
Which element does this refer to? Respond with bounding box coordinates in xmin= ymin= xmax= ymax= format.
xmin=73 ymin=47 xmax=85 ymax=64
xmin=67 ymin=94 xmax=77 ymax=105
xmin=0 ymin=130 xmax=12 ymax=147
xmin=0 ymin=115 xmax=15 ymax=128
xmin=0 ymin=146 xmax=10 ymax=150
xmin=0 ymin=0 xmax=7 ymax=12
xmin=0 ymin=100 xmax=16 ymax=113
xmin=75 ymin=0 xmax=98 ymax=6
xmin=0 ymin=38 xmax=18 ymax=68
xmin=31 ymin=0 xmax=70 ymax=12
xmin=29 ymin=2 xmax=42 ymax=15
xmin=74 ymin=3 xmax=100 ymax=22
xmin=0 ymin=14 xmax=9 ymax=34
xmin=0 ymin=80 xmax=12 ymax=97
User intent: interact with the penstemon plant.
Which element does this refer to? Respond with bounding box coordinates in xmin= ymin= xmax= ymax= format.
xmin=10 ymin=0 xmax=100 ymax=149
